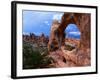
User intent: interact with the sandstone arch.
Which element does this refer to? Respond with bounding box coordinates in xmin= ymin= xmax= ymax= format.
xmin=48 ymin=12 xmax=91 ymax=51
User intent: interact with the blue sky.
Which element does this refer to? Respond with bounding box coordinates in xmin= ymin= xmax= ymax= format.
xmin=23 ymin=10 xmax=63 ymax=36
xmin=65 ymin=24 xmax=81 ymax=39
xmin=23 ymin=10 xmax=80 ymax=39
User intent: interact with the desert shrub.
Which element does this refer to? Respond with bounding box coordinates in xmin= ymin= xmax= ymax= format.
xmin=64 ymin=44 xmax=75 ymax=51
xmin=23 ymin=41 xmax=52 ymax=69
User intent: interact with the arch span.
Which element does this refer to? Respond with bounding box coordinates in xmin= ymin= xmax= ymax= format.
xmin=48 ymin=13 xmax=90 ymax=51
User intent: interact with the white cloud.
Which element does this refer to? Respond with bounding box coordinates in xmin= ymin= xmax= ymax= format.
xmin=69 ymin=32 xmax=81 ymax=35
xmin=34 ymin=32 xmax=42 ymax=36
xmin=44 ymin=21 xmax=50 ymax=26
xmin=47 ymin=23 xmax=50 ymax=26
xmin=53 ymin=13 xmax=63 ymax=21
xmin=23 ymin=32 xmax=42 ymax=36
xmin=23 ymin=32 xmax=30 ymax=35
xmin=44 ymin=21 xmax=48 ymax=24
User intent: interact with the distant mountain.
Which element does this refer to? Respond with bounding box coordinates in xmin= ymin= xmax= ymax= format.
xmin=66 ymin=31 xmax=81 ymax=39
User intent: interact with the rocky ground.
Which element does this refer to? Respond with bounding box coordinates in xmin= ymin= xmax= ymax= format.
xmin=23 ymin=34 xmax=91 ymax=68
xmin=48 ymin=39 xmax=91 ymax=68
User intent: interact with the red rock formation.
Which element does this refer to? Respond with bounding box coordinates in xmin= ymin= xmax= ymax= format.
xmin=48 ymin=13 xmax=90 ymax=51
xmin=48 ymin=13 xmax=91 ymax=67
xmin=48 ymin=20 xmax=60 ymax=51
xmin=57 ymin=13 xmax=91 ymax=49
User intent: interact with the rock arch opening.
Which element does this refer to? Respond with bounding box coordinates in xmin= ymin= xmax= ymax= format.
xmin=64 ymin=24 xmax=81 ymax=51
xmin=48 ymin=12 xmax=91 ymax=67
xmin=65 ymin=24 xmax=81 ymax=39
xmin=48 ymin=13 xmax=90 ymax=51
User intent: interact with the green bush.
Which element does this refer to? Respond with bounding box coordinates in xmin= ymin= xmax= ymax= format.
xmin=64 ymin=44 xmax=75 ymax=51
xmin=23 ymin=41 xmax=52 ymax=69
